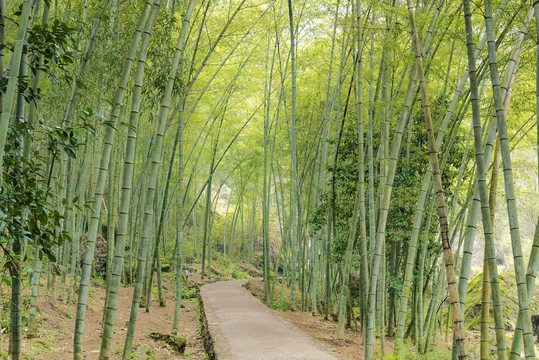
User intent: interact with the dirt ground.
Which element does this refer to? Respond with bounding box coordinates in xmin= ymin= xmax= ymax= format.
xmin=246 ymin=279 xmax=394 ymax=359
xmin=7 ymin=274 xmax=206 ymax=359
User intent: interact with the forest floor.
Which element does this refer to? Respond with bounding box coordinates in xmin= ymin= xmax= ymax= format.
xmin=11 ymin=257 xmax=262 ymax=359
xmin=11 ymin=272 xmax=206 ymax=359
xmin=4 ymin=259 xmax=477 ymax=359
xmin=245 ymin=279 xmax=453 ymax=360
xmin=245 ymin=278 xmax=393 ymax=359
xmin=245 ymin=278 xmax=539 ymax=359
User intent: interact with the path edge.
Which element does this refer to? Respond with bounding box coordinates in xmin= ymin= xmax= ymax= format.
xmin=198 ymin=291 xmax=217 ymax=360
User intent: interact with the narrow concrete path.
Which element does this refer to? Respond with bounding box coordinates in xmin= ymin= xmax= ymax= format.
xmin=200 ymin=279 xmax=340 ymax=360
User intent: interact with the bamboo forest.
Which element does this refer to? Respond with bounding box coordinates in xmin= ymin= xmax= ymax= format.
xmin=1 ymin=0 xmax=539 ymax=359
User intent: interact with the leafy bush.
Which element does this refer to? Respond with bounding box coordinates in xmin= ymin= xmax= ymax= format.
xmin=270 ymin=299 xmax=291 ymax=312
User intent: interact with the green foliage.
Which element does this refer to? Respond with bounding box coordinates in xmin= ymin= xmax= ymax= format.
xmin=41 ymin=123 xmax=82 ymax=160
xmin=182 ymin=278 xmax=201 ymax=300
xmin=26 ymin=19 xmax=76 ymax=74
xmin=0 ymin=128 xmax=68 ymax=267
xmin=270 ymin=299 xmax=291 ymax=311
xmin=387 ymin=274 xmax=403 ymax=297
xmin=383 ymin=345 xmax=451 ymax=359
xmin=464 ymin=271 xmax=539 ymax=331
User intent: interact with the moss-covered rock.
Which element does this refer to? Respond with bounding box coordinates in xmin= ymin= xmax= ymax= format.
xmin=131 ymin=344 xmax=156 ymax=359
xmin=149 ymin=332 xmax=186 ymax=354
xmin=464 ymin=272 xmax=539 ymax=331
xmin=161 ymin=262 xmax=171 ymax=272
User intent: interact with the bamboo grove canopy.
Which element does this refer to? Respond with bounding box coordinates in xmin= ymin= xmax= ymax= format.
xmin=0 ymin=0 xmax=538 ymax=359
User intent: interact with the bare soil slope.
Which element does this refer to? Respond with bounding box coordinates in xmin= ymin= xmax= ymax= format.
xmin=7 ymin=278 xmax=205 ymax=359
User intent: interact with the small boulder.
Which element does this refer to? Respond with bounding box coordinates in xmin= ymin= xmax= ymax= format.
xmin=161 ymin=263 xmax=171 ymax=272
xmin=149 ymin=332 xmax=186 ymax=354
xmin=132 ymin=344 xmax=156 ymax=359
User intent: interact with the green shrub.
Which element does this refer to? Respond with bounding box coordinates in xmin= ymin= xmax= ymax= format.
xmin=270 ymin=299 xmax=291 ymax=311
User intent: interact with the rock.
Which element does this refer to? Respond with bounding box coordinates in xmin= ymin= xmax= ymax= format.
xmin=149 ymin=332 xmax=186 ymax=354
xmin=132 ymin=344 xmax=156 ymax=359
xmin=161 ymin=263 xmax=171 ymax=272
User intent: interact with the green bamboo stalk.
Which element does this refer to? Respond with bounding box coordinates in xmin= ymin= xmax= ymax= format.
xmin=424 ymin=261 xmax=443 ymax=352
xmin=263 ymin=47 xmax=271 ymax=301
xmin=0 ymin=0 xmax=4 ymax=79
xmin=287 ymin=0 xmax=299 ymax=311
xmin=453 ymin=10 xmax=526 ymax=359
xmin=201 ymin=119 xmax=223 ymax=278
xmin=26 ymin=2 xmax=51 ymax=334
xmin=394 ymin=0 xmax=512 ymax=348
xmin=407 ymin=1 xmax=467 ymax=358
xmin=338 ymin=11 xmax=363 ymax=333
xmin=144 ymin=172 xmax=163 ymax=310
xmin=68 ymin=135 xmax=93 ymax=302
xmin=69 ymin=149 xmax=91 ymax=302
xmin=9 ymin=37 xmax=34 ymax=359
xmin=263 ymin=12 xmax=279 ymax=303
xmin=74 ymin=1 xmax=155 ymax=358
xmin=509 ymin=3 xmax=539 ymax=357
xmin=484 ymin=0 xmax=536 ymax=357
xmin=171 ymin=17 xmax=193 ymax=325
xmin=317 ymin=0 xmax=339 ymax=223
xmin=122 ymin=0 xmax=194 ymax=355
xmin=480 ymin=136 xmax=500 ymax=359
xmin=60 ymin=157 xmax=77 ymax=301
xmin=146 ymin=50 xmax=207 ymax=304
xmin=0 ymin=0 xmax=33 ymax=181
xmin=365 ymin=26 xmax=422 ymax=360
xmin=461 ymin=1 xmax=509 ymax=357
xmin=365 ymin=10 xmax=375 ymax=330
xmin=417 ymin=207 xmax=433 ymax=352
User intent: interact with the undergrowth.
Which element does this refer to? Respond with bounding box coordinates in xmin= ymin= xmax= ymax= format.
xmin=382 ymin=347 xmax=451 ymax=360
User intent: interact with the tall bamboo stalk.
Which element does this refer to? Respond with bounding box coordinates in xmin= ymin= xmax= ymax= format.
xmin=509 ymin=2 xmax=539 ymax=357
xmin=286 ymin=0 xmax=300 ymax=310
xmin=171 ymin=0 xmax=197 ymax=321
xmin=73 ymin=1 xmax=155 ymax=358
xmin=122 ymin=0 xmax=193 ymax=354
xmin=461 ymin=1 xmax=509 ymax=357
xmin=407 ymin=1 xmax=467 ymax=358
xmin=484 ymin=0 xmax=536 ymax=357
xmin=395 ymin=0 xmax=511 ymax=348
xmin=339 ymin=15 xmax=363 ymax=334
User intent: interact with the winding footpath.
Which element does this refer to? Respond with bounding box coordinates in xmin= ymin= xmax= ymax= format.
xmin=200 ymin=279 xmax=341 ymax=360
